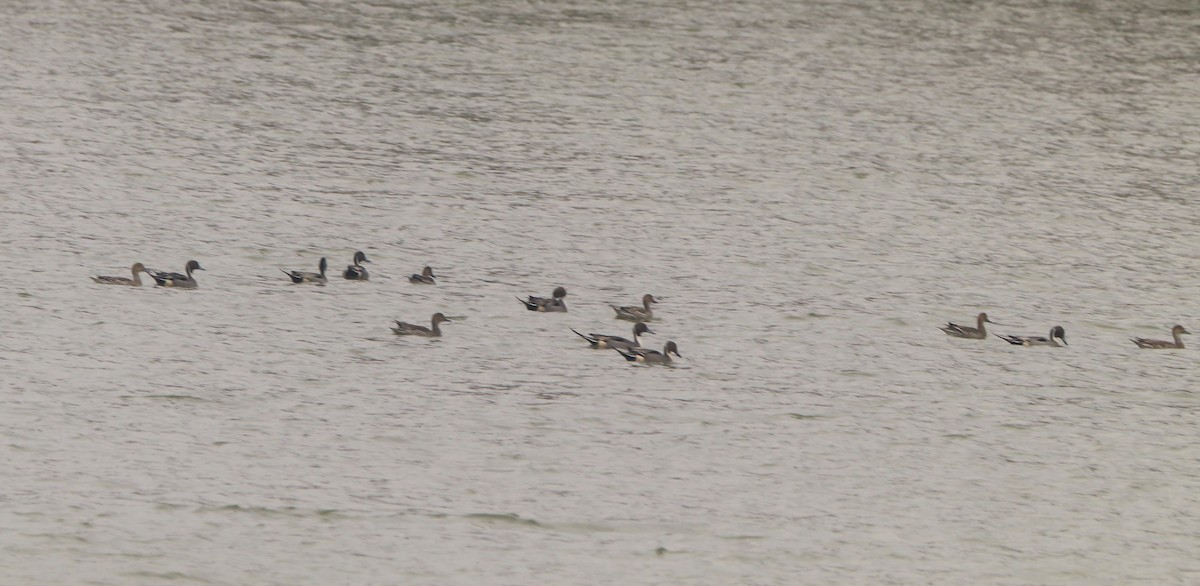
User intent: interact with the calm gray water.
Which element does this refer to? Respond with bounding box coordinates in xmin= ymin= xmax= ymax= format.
xmin=3 ymin=0 xmax=1199 ymax=584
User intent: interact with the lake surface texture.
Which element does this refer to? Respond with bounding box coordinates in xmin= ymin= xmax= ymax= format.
xmin=2 ymin=0 xmax=1199 ymax=584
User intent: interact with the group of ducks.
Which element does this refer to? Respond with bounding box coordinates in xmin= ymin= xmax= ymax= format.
xmin=91 ymin=252 xmax=440 ymax=289
xmin=91 ymin=253 xmax=683 ymax=365
xmin=941 ymin=312 xmax=1191 ymax=349
xmin=515 ymin=288 xmax=681 ymax=364
xmin=88 ymin=257 xmax=1189 ymax=359
xmin=279 ymin=252 xmax=437 ymax=285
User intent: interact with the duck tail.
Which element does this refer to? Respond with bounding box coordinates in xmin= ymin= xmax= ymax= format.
xmin=571 ymin=328 xmax=592 ymax=342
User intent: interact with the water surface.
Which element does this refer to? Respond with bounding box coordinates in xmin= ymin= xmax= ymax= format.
xmin=2 ymin=0 xmax=1199 ymax=584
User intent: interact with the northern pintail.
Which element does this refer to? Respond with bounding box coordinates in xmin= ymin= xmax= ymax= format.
xmin=572 ymin=322 xmax=653 ymax=350
xmin=342 ymin=251 xmax=370 ymax=281
xmin=391 ymin=312 xmax=451 ymax=337
xmin=409 ymin=266 xmax=436 ymax=285
xmin=612 ymin=294 xmax=657 ymax=321
xmin=1131 ymin=324 xmax=1189 ymax=349
xmin=519 ymin=286 xmax=567 ymax=312
xmin=92 ymin=262 xmax=147 ymax=286
xmin=616 ymin=341 xmax=681 ymax=364
xmin=940 ymin=312 xmax=995 ymax=339
xmin=996 ymin=325 xmax=1067 ymax=347
xmin=147 ymin=260 xmax=204 ymax=289
xmin=282 ymin=257 xmax=328 ymax=284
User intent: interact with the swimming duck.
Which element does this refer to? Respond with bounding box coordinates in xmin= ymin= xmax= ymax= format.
xmin=616 ymin=341 xmax=681 ymax=364
xmin=91 ymin=262 xmax=147 ymax=286
xmin=146 ymin=260 xmax=204 ymax=289
xmin=940 ymin=312 xmax=995 ymax=339
xmin=612 ymin=294 xmax=657 ymax=321
xmin=342 ymin=251 xmax=369 ymax=281
xmin=1131 ymin=325 xmax=1189 ymax=349
xmin=996 ymin=325 xmax=1067 ymax=347
xmin=572 ymin=322 xmax=653 ymax=350
xmin=518 ymin=286 xmax=567 ymax=312
xmin=391 ymin=313 xmax=451 ymax=337
xmin=282 ymin=257 xmax=328 ymax=284
xmin=409 ymin=266 xmax=436 ymax=285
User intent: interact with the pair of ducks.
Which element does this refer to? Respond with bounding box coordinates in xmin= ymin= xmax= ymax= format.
xmin=92 ymin=260 xmax=204 ymax=288
xmin=391 ymin=285 xmax=578 ymax=339
xmin=282 ymin=252 xmax=437 ymax=285
xmin=940 ymin=313 xmax=1068 ymax=346
xmin=572 ymin=321 xmax=681 ymax=364
xmin=518 ymin=288 xmax=660 ymax=322
xmin=942 ymin=313 xmax=1190 ymax=349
